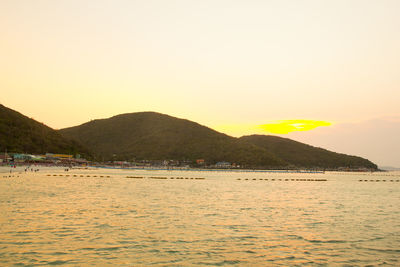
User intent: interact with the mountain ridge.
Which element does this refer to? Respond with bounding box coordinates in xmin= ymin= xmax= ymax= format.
xmin=60 ymin=112 xmax=286 ymax=168
xmin=59 ymin=111 xmax=377 ymax=169
xmin=0 ymin=104 xmax=377 ymax=169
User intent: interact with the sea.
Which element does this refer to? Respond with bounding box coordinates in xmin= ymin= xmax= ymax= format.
xmin=0 ymin=166 xmax=399 ymax=266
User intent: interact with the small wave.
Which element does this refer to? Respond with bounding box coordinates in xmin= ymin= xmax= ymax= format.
xmin=95 ymin=223 xmax=112 ymax=228
xmin=81 ymin=247 xmax=95 ymax=250
xmin=281 ymin=256 xmax=296 ymax=260
xmin=238 ymin=235 xmax=258 ymax=240
xmin=8 ymin=241 xmax=33 ymax=245
xmin=15 ymin=230 xmax=33 ymax=234
xmin=357 ymin=246 xmax=400 ymax=253
xmin=214 ymin=260 xmax=241 ymax=266
xmin=21 ymin=251 xmax=39 ymax=255
xmin=286 ymin=234 xmax=304 ymax=240
xmin=165 ymin=250 xmax=180 ymax=254
xmin=48 ymin=260 xmax=70 ymax=265
xmin=13 ymin=263 xmax=31 ymax=266
xmin=307 ymin=239 xmax=347 ymax=244
xmin=117 ymin=240 xmax=136 ymax=245
xmin=51 ymin=252 xmax=68 ymax=255
xmin=95 ymin=246 xmax=122 ymax=251
xmin=197 ymin=260 xmax=242 ymax=266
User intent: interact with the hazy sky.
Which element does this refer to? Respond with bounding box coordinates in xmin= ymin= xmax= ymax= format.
xmin=1 ymin=1 xmax=399 ymax=166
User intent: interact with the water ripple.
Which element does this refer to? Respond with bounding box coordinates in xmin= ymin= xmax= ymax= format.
xmin=0 ymin=169 xmax=399 ymax=266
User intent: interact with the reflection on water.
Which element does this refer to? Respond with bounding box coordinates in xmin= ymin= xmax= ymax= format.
xmin=1 ymin=168 xmax=399 ymax=266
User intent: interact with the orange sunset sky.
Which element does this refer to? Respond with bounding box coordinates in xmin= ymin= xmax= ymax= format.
xmin=1 ymin=0 xmax=399 ymax=167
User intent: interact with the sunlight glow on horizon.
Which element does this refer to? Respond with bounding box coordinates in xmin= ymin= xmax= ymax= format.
xmin=259 ymin=120 xmax=332 ymax=134
xmin=214 ymin=120 xmax=332 ymax=137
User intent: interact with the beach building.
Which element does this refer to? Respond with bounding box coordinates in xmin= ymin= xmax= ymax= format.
xmin=215 ymin=161 xmax=232 ymax=168
xmin=0 ymin=154 xmax=12 ymax=163
xmin=11 ymin=154 xmax=45 ymax=163
xmin=45 ymin=153 xmax=73 ymax=159
xmin=196 ymin=159 xmax=205 ymax=165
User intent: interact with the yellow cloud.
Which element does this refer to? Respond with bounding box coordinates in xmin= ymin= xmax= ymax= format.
xmin=259 ymin=120 xmax=332 ymax=134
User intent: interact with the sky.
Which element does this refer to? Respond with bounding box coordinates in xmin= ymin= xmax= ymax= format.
xmin=1 ymin=0 xmax=399 ymax=167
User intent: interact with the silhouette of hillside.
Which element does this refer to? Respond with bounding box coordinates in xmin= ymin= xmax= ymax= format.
xmin=239 ymin=135 xmax=377 ymax=169
xmin=59 ymin=112 xmax=285 ymax=168
xmin=0 ymin=104 xmax=90 ymax=157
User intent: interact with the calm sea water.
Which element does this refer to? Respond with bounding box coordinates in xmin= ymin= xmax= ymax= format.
xmin=1 ymin=167 xmax=399 ymax=266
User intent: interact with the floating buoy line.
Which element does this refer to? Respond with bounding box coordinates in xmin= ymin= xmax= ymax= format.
xmin=37 ymin=174 xmax=205 ymax=180
xmin=359 ymin=179 xmax=399 ymax=182
xmin=44 ymin=174 xmax=111 ymax=178
xmin=127 ymin=176 xmax=206 ymax=180
xmin=236 ymin=178 xmax=328 ymax=182
xmin=3 ymin=174 xmax=400 ymax=183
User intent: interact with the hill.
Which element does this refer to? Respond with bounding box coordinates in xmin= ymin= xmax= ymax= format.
xmin=0 ymin=105 xmax=379 ymax=169
xmin=239 ymin=135 xmax=377 ymax=169
xmin=0 ymin=104 xmax=90 ymax=157
xmin=59 ymin=112 xmax=378 ymax=169
xmin=59 ymin=112 xmax=285 ymax=168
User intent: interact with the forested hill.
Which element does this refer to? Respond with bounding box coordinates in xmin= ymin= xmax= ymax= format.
xmin=59 ymin=112 xmax=285 ymax=168
xmin=0 ymin=104 xmax=90 ymax=157
xmin=239 ymin=135 xmax=377 ymax=169
xmin=0 ymin=104 xmax=377 ymax=169
xmin=59 ymin=111 xmax=377 ymax=169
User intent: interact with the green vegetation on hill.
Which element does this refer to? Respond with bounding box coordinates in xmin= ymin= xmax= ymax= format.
xmin=0 ymin=104 xmax=90 ymax=157
xmin=239 ymin=135 xmax=377 ymax=169
xmin=59 ymin=112 xmax=285 ymax=168
xmin=1 ymin=104 xmax=378 ymax=169
xmin=59 ymin=112 xmax=377 ymax=169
